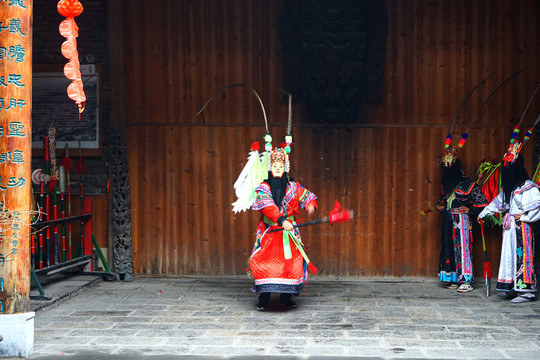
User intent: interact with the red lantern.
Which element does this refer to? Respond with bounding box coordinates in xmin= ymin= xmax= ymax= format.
xmin=57 ymin=0 xmax=83 ymax=18
xmin=58 ymin=0 xmax=86 ymax=116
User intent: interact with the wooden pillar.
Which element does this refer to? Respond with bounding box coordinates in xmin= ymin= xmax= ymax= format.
xmin=0 ymin=0 xmax=33 ymax=314
xmin=107 ymin=0 xmax=128 ymax=276
xmin=107 ymin=0 xmax=125 ymax=129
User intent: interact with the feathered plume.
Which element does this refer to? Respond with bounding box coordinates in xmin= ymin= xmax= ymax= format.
xmin=231 ymin=142 xmax=269 ymax=213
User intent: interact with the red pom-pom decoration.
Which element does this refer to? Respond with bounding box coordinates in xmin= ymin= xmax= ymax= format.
xmin=458 ymin=132 xmax=468 ymax=148
xmin=280 ymin=142 xmax=287 ymax=149
xmin=445 ymin=135 xmax=452 ymax=148
xmin=60 ymin=156 xmax=73 ymax=172
xmin=250 ymin=141 xmax=260 ymax=152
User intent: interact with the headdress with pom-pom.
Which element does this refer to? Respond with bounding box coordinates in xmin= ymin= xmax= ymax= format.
xmin=265 ymin=90 xmax=293 ymax=172
xmin=196 ymin=85 xmax=295 ymax=213
xmin=442 ymin=73 xmax=495 ymax=167
xmin=502 ymin=82 xmax=540 ymax=166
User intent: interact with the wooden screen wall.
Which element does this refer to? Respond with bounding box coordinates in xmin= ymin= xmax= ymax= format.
xmin=120 ymin=0 xmax=540 ymax=276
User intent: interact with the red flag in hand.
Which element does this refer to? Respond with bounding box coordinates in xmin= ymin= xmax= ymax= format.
xmin=329 ymin=200 xmax=353 ymax=224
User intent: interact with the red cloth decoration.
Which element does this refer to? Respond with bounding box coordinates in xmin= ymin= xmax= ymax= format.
xmin=44 ymin=137 xmax=50 ymax=162
xmin=483 ymin=261 xmax=493 ymax=279
xmin=60 ymin=155 xmax=73 ymax=172
xmin=480 ymin=167 xmax=500 ymax=204
xmin=48 ymin=179 xmax=57 ymax=194
xmin=308 ymin=262 xmax=318 ymax=275
xmin=58 ymin=0 xmax=86 ymax=115
xmin=329 ymin=200 xmax=353 ymax=224
xmin=75 ymin=157 xmax=86 ymax=175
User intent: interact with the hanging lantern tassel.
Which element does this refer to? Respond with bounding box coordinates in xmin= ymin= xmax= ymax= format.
xmin=58 ymin=0 xmax=86 ymax=117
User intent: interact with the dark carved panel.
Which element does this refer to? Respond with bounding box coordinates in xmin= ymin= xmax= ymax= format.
xmin=110 ymin=125 xmax=134 ymax=281
xmin=280 ymin=0 xmax=388 ymax=122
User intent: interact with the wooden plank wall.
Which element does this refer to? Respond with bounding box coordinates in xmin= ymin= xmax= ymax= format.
xmin=120 ymin=0 xmax=540 ymax=276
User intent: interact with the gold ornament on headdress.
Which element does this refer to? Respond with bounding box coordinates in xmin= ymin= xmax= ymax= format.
xmin=270 ymin=147 xmax=286 ymax=164
xmin=265 ymin=90 xmax=293 ymax=173
xmin=441 ymin=147 xmax=458 ymax=168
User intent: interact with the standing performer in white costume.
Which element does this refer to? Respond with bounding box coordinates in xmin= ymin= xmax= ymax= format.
xmin=478 ymin=148 xmax=539 ymax=303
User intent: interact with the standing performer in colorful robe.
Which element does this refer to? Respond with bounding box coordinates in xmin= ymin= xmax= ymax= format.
xmin=478 ymin=154 xmax=539 ymax=303
xmin=435 ymin=75 xmax=495 ymax=292
xmin=249 ymin=146 xmax=318 ymax=310
xmin=437 ymin=150 xmax=488 ymax=292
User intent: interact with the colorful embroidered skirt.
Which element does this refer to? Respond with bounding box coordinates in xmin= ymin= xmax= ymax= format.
xmin=496 ymin=220 xmax=537 ymax=293
xmin=249 ymin=230 xmax=306 ymax=294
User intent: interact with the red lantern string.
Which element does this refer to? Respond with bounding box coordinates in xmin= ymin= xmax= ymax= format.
xmin=58 ymin=0 xmax=86 ymax=118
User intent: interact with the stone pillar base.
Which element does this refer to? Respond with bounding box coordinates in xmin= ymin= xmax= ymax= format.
xmin=0 ymin=312 xmax=35 ymax=357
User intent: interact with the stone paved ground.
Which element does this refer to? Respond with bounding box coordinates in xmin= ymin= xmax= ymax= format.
xmin=27 ymin=275 xmax=540 ymax=359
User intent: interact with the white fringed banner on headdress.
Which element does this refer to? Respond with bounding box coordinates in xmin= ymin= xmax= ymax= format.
xmin=231 ymin=142 xmax=269 ymax=213
xmin=229 ymin=88 xmax=294 ymax=213
xmin=196 ymin=84 xmax=294 ymax=213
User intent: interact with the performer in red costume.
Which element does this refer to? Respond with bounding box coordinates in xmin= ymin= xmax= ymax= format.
xmin=222 ymin=87 xmax=318 ymax=310
xmin=249 ymin=146 xmax=318 ymax=311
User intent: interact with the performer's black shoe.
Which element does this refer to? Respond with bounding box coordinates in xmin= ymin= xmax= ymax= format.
xmin=257 ymin=293 xmax=270 ymax=311
xmin=279 ymin=293 xmax=297 ymax=309
xmin=497 ymin=290 xmax=517 ymax=299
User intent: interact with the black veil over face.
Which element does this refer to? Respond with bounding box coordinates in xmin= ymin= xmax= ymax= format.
xmin=501 ymin=155 xmax=530 ymax=204
xmin=267 ymin=171 xmax=289 ymax=208
xmin=441 ymin=158 xmax=465 ymax=195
